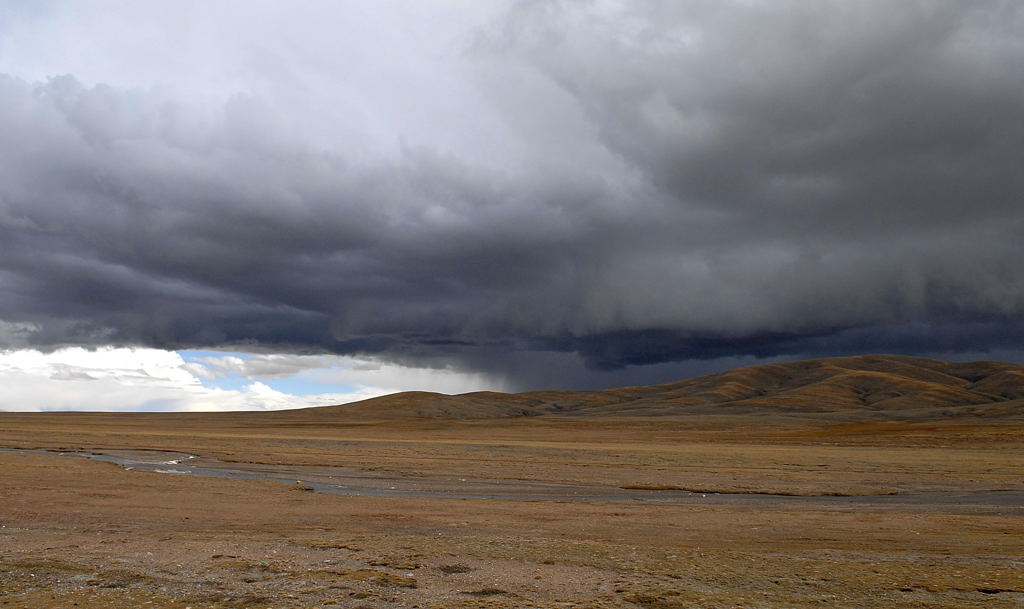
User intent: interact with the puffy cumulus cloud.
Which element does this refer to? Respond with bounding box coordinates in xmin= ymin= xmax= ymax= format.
xmin=1 ymin=1 xmax=1023 ymax=392
xmin=0 ymin=347 xmax=395 ymax=412
xmin=188 ymin=353 xmax=337 ymax=380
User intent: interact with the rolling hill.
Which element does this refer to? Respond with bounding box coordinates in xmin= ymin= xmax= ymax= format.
xmin=281 ymin=354 xmax=1024 ymax=421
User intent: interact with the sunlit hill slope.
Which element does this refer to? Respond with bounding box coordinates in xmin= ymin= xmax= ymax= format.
xmin=275 ymin=355 xmax=1024 ymax=422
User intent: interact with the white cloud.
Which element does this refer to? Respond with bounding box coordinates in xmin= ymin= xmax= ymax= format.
xmin=190 ymin=353 xmax=330 ymax=380
xmin=0 ymin=347 xmax=340 ymax=412
xmin=0 ymin=346 xmax=500 ymax=412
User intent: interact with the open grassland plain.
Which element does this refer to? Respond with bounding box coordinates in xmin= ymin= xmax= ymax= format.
xmin=2 ymin=356 xmax=1023 ymax=608
xmin=2 ymin=417 xmax=1022 ymax=609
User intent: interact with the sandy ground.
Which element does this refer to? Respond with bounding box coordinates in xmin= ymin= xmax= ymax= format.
xmin=1 ymin=414 xmax=1022 ymax=608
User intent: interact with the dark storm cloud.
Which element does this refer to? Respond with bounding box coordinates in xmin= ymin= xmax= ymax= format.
xmin=2 ymin=1 xmax=1024 ymax=388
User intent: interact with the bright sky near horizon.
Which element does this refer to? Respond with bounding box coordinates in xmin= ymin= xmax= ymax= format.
xmin=0 ymin=347 xmax=502 ymax=412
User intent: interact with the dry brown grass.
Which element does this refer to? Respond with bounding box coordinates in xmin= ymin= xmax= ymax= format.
xmin=2 ymin=354 xmax=1022 ymax=607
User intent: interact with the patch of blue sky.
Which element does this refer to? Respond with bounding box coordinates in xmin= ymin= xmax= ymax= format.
xmin=177 ymin=349 xmax=250 ymax=391
xmin=263 ymin=375 xmax=358 ymax=397
xmin=203 ymin=375 xmax=251 ymax=392
xmin=178 ymin=349 xmax=250 ymax=363
xmin=177 ymin=350 xmax=354 ymax=396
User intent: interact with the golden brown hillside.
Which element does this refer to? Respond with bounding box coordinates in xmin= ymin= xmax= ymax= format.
xmin=282 ymin=354 xmax=1024 ymax=421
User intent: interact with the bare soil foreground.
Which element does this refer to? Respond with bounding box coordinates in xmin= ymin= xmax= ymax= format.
xmin=2 ymin=355 xmax=1023 ymax=608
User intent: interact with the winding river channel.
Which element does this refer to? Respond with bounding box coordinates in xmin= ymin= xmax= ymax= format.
xmin=5 ymin=447 xmax=1022 ymax=513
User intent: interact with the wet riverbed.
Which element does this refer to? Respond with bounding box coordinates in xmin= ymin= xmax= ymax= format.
xmin=4 ymin=447 xmax=1022 ymax=513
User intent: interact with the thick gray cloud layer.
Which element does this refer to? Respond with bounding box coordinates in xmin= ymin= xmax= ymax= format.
xmin=1 ymin=1 xmax=1023 ymax=388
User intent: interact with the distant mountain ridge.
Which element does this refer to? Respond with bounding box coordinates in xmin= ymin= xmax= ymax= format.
xmin=286 ymin=355 xmax=1024 ymax=421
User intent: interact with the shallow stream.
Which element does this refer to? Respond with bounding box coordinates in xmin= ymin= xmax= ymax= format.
xmin=4 ymin=447 xmax=1022 ymax=513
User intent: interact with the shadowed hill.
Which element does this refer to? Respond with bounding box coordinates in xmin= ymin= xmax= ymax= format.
xmin=281 ymin=355 xmax=1024 ymax=421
